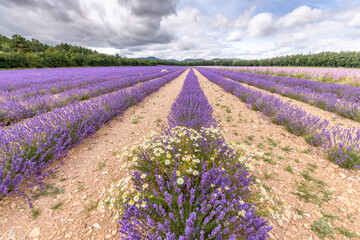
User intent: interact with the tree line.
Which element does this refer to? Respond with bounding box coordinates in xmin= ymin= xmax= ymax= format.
xmin=180 ymin=51 xmax=360 ymax=68
xmin=1 ymin=34 xmax=360 ymax=69
xmin=0 ymin=34 xmax=159 ymax=68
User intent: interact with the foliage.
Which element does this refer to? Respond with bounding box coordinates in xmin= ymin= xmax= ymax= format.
xmin=0 ymin=34 xmax=159 ymax=68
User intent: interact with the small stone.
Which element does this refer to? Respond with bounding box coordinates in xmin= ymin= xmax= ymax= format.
xmin=105 ymin=234 xmax=111 ymax=239
xmin=313 ymin=210 xmax=322 ymax=218
xmin=11 ymin=203 xmax=16 ymax=209
xmin=286 ymin=231 xmax=292 ymax=237
xmin=268 ymin=233 xmax=276 ymax=239
xmin=304 ymin=213 xmax=311 ymax=218
xmin=304 ymin=223 xmax=310 ymax=229
xmin=65 ymin=233 xmax=72 ymax=238
xmin=108 ymin=149 xmax=113 ymax=152
xmin=8 ymin=231 xmax=16 ymax=239
xmin=339 ymin=173 xmax=347 ymax=179
xmin=88 ymin=228 xmax=93 ymax=234
xmin=256 ymin=152 xmax=264 ymax=157
xmin=29 ymin=227 xmax=40 ymax=238
xmin=307 ymin=237 xmax=313 ymax=240
xmin=93 ymin=223 xmax=101 ymax=229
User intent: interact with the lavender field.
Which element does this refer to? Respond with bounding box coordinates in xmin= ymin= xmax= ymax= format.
xmin=214 ymin=66 xmax=360 ymax=86
xmin=0 ymin=66 xmax=359 ymax=240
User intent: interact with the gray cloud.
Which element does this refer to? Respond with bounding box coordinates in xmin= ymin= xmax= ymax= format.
xmin=122 ymin=0 xmax=179 ymax=18
xmin=0 ymin=0 xmax=178 ymax=49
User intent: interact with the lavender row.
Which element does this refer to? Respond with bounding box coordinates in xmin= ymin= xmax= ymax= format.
xmin=0 ymin=69 xmax=186 ymax=198
xmin=204 ymin=68 xmax=360 ymax=122
xmin=0 ymin=69 xmax=180 ymax=126
xmin=118 ymin=69 xmax=271 ymax=239
xmin=166 ymin=69 xmax=218 ymax=130
xmin=198 ymin=69 xmax=360 ymax=169
xmin=208 ymin=67 xmax=360 ymax=101
xmin=0 ymin=67 xmax=180 ymax=102
xmin=0 ymin=66 xmax=180 ymax=93
xmin=214 ymin=66 xmax=360 ymax=86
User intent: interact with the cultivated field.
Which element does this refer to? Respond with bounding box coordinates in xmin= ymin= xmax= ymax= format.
xmin=0 ymin=66 xmax=359 ymax=240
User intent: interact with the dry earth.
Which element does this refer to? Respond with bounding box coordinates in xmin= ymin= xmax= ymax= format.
xmin=0 ymin=69 xmax=188 ymax=240
xmin=195 ymin=69 xmax=360 ymax=240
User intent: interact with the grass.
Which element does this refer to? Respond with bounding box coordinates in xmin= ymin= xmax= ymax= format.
xmin=264 ymin=151 xmax=272 ymax=156
xmin=336 ymin=226 xmax=360 ymax=239
xmin=264 ymin=172 xmax=275 ymax=180
xmin=346 ymin=213 xmax=356 ymax=223
xmin=221 ymin=105 xmax=232 ymax=113
xmin=234 ymin=131 xmax=239 ymax=136
xmin=277 ymin=155 xmax=284 ymax=160
xmin=311 ymin=218 xmax=334 ymax=239
xmin=96 ymin=161 xmax=106 ymax=171
xmin=263 ymin=157 xmax=277 ymax=165
xmin=300 ymin=147 xmax=312 ymax=154
xmin=83 ymin=200 xmax=98 ymax=212
xmin=155 ymin=118 xmax=162 ymax=127
xmin=281 ymin=146 xmax=292 ymax=152
xmin=132 ymin=117 xmax=139 ymax=124
xmin=51 ymin=201 xmax=64 ymax=211
xmin=284 ymin=165 xmax=294 ymax=174
xmin=301 ymin=171 xmax=326 ymax=186
xmin=266 ymin=137 xmax=277 ymax=147
xmin=295 ymin=158 xmax=300 ymax=163
xmin=33 ymin=184 xmax=65 ymax=198
xmin=293 ymin=180 xmax=332 ymax=206
xmin=246 ymin=135 xmax=254 ymax=141
xmin=257 ymin=143 xmax=265 ymax=149
xmin=243 ymin=139 xmax=251 ymax=146
xmin=226 ymin=115 xmax=233 ymax=122
xmin=307 ymin=163 xmax=317 ymax=172
xmin=294 ymin=208 xmax=304 ymax=217
xmin=31 ymin=207 xmax=41 ymax=219
xmin=78 ymin=183 xmax=84 ymax=191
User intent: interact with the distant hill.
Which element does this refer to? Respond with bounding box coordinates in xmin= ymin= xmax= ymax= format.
xmin=181 ymin=58 xmax=206 ymax=62
xmin=137 ymin=57 xmax=206 ymax=62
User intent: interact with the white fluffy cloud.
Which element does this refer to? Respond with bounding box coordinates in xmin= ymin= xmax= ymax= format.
xmin=278 ymin=6 xmax=323 ymax=28
xmin=247 ymin=12 xmax=275 ymax=37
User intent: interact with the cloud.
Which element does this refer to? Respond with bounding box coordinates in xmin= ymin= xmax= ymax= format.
xmin=0 ymin=0 xmax=359 ymax=60
xmin=247 ymin=13 xmax=275 ymax=37
xmin=121 ymin=0 xmax=179 ymax=18
xmin=0 ymin=0 xmax=178 ymax=48
xmin=278 ymin=6 xmax=323 ymax=28
xmin=226 ymin=30 xmax=244 ymax=41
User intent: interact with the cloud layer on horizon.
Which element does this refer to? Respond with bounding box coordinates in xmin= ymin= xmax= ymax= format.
xmin=0 ymin=0 xmax=359 ymax=60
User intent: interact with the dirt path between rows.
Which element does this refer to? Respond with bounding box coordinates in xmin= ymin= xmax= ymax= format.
xmin=0 ymin=69 xmax=189 ymax=240
xmin=195 ymin=69 xmax=360 ymax=240
xmin=223 ymin=75 xmax=360 ymax=130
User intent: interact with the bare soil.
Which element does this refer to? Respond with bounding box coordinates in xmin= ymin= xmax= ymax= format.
xmin=0 ymin=69 xmax=188 ymax=240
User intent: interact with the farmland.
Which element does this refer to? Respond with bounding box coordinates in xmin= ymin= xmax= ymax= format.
xmin=0 ymin=66 xmax=359 ymax=240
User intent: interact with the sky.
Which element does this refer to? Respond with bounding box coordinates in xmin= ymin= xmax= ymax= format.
xmin=0 ymin=0 xmax=359 ymax=60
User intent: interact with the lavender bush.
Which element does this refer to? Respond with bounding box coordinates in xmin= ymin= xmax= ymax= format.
xmin=99 ymin=69 xmax=271 ymax=239
xmin=212 ymin=66 xmax=360 ymax=86
xmin=197 ymin=68 xmax=360 ymax=169
xmin=0 ymin=67 xmax=181 ymax=125
xmin=0 ymin=69 xmax=185 ymax=198
xmin=202 ymin=68 xmax=360 ymax=123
